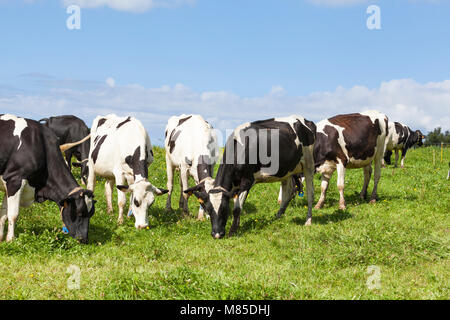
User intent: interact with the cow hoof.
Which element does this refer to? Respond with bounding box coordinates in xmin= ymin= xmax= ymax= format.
xmin=314 ymin=204 xmax=323 ymax=210
xmin=360 ymin=193 xmax=367 ymax=200
xmin=339 ymin=205 xmax=346 ymax=210
xmin=369 ymin=199 xmax=377 ymax=204
xmin=304 ymin=218 xmax=312 ymax=226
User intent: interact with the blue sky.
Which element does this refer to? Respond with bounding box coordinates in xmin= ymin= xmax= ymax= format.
xmin=0 ymin=0 xmax=449 ymax=144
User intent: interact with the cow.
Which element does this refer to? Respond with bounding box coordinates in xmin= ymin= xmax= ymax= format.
xmin=40 ymin=115 xmax=91 ymax=184
xmin=184 ymin=115 xmax=316 ymax=239
xmin=86 ymin=114 xmax=168 ymax=229
xmin=383 ymin=121 xmax=424 ymax=168
xmin=164 ymin=114 xmax=219 ymax=220
xmin=0 ymin=114 xmax=95 ymax=243
xmin=313 ymin=111 xmax=388 ymax=210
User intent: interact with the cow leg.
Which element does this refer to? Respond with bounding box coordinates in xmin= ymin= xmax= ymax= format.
xmin=228 ymin=191 xmax=248 ymax=236
xmin=360 ymin=164 xmax=372 ymax=200
xmin=303 ymin=164 xmax=315 ymax=226
xmin=104 ymin=179 xmax=114 ymax=214
xmin=165 ymin=161 xmax=174 ymax=212
xmin=179 ymin=166 xmax=190 ymax=215
xmin=0 ymin=200 xmax=7 ymax=242
xmin=114 ymin=173 xmax=126 ymax=225
xmin=400 ymin=149 xmax=407 ymax=168
xmin=336 ymin=163 xmax=346 ymax=210
xmin=276 ymin=178 xmax=295 ymax=219
xmin=86 ymin=160 xmax=96 ymax=192
xmin=277 ymin=185 xmax=283 ymax=204
xmin=394 ymin=150 xmax=399 ymax=168
xmin=370 ymin=158 xmax=382 ymax=203
xmin=5 ymin=180 xmax=26 ymax=242
xmin=315 ymin=173 xmax=332 ymax=209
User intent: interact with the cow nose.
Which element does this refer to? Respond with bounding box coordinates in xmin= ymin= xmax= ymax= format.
xmin=212 ymin=232 xmax=224 ymax=239
xmin=136 ymin=224 xmax=148 ymax=230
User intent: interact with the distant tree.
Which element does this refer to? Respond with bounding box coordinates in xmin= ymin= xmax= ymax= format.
xmin=425 ymin=127 xmax=450 ymax=145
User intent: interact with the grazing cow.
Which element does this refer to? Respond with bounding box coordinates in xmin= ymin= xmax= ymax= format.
xmin=40 ymin=115 xmax=91 ymax=184
xmin=164 ymin=114 xmax=219 ymax=219
xmin=86 ymin=114 xmax=168 ymax=229
xmin=383 ymin=121 xmax=424 ymax=168
xmin=0 ymin=114 xmax=95 ymax=243
xmin=314 ymin=111 xmax=388 ymax=210
xmin=185 ymin=115 xmax=316 ymax=239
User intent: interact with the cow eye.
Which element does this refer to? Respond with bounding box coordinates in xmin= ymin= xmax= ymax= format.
xmin=134 ymin=199 xmax=141 ymax=207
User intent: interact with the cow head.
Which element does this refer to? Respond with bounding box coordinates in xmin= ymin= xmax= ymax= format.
xmin=117 ymin=180 xmax=168 ymax=229
xmin=415 ymin=130 xmax=425 ymax=147
xmin=72 ymin=161 xmax=89 ymax=185
xmin=184 ymin=180 xmax=236 ymax=239
xmin=59 ymin=189 xmax=95 ymax=244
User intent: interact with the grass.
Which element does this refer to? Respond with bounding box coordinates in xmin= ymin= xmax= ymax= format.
xmin=0 ymin=147 xmax=448 ymax=300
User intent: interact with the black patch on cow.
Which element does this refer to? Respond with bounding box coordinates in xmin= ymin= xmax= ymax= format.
xmin=177 ymin=116 xmax=192 ymax=127
xmin=197 ymin=155 xmax=214 ymax=181
xmin=294 ymin=119 xmax=315 ymax=147
xmin=168 ymin=129 xmax=181 ymax=153
xmin=395 ymin=122 xmax=408 ymax=145
xmin=328 ymin=114 xmax=381 ymax=161
xmin=97 ymin=118 xmax=107 ymax=127
xmin=92 ymin=135 xmax=107 ymax=163
xmin=117 ymin=117 xmax=131 ymax=129
xmin=125 ymin=146 xmax=148 ymax=179
xmin=185 ymin=157 xmax=193 ymax=166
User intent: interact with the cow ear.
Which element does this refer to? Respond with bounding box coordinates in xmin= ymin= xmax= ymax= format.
xmin=193 ymin=190 xmax=209 ymax=204
xmin=184 ymin=184 xmax=208 ymax=203
xmin=154 ymin=187 xmax=169 ymax=196
xmin=184 ymin=183 xmax=206 ymax=196
xmin=117 ymin=185 xmax=131 ymax=193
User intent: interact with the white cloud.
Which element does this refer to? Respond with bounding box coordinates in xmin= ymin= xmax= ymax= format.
xmin=61 ymin=0 xmax=196 ymax=13
xmin=105 ymin=77 xmax=115 ymax=87
xmin=1 ymin=78 xmax=449 ymax=145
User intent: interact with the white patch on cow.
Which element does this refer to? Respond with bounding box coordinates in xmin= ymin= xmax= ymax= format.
xmin=274 ymin=115 xmax=307 ymax=148
xmin=360 ymin=110 xmax=382 ymax=124
xmin=84 ymin=195 xmax=93 ymax=212
xmin=0 ymin=114 xmax=28 ymax=150
xmin=209 ymin=192 xmax=223 ymax=214
xmin=0 ymin=176 xmax=35 ymax=207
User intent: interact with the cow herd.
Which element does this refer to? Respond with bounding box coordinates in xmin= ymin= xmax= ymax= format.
xmin=0 ymin=111 xmax=424 ymax=243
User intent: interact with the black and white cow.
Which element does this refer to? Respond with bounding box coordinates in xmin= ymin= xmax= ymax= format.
xmin=0 ymin=114 xmax=95 ymax=243
xmin=40 ymin=115 xmax=91 ymax=184
xmin=164 ymin=114 xmax=219 ymax=219
xmin=185 ymin=115 xmax=316 ymax=239
xmin=383 ymin=121 xmax=424 ymax=168
xmin=86 ymin=114 xmax=168 ymax=229
xmin=313 ymin=111 xmax=388 ymax=210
